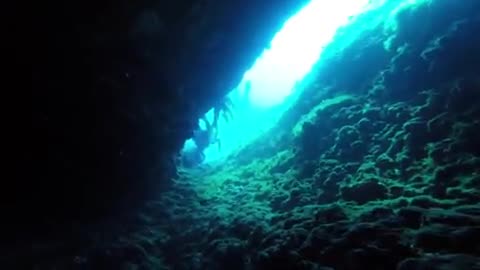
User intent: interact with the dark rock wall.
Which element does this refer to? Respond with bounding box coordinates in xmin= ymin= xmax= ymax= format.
xmin=17 ymin=0 xmax=308 ymax=238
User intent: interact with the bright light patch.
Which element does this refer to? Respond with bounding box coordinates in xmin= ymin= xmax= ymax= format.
xmin=181 ymin=0 xmax=376 ymax=166
xmin=246 ymin=0 xmax=371 ymax=107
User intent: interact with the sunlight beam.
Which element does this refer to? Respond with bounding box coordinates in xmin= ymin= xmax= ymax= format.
xmin=246 ymin=0 xmax=370 ymax=107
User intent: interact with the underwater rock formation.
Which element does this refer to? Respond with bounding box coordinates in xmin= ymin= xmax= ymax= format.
xmin=18 ymin=0 xmax=309 ymax=242
xmin=12 ymin=0 xmax=480 ymax=269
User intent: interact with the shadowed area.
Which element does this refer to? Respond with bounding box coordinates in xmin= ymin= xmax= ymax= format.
xmin=20 ymin=0 xmax=309 ymax=230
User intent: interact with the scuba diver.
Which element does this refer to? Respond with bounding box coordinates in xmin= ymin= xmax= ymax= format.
xmin=180 ymin=93 xmax=239 ymax=167
xmin=194 ymin=85 xmax=250 ymax=160
xmin=192 ymin=116 xmax=220 ymax=161
xmin=211 ymin=80 xmax=251 ymax=128
xmin=212 ymin=96 xmax=233 ymax=131
xmin=180 ymin=116 xmax=220 ymax=168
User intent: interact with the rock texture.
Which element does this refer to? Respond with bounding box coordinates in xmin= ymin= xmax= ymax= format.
xmin=7 ymin=0 xmax=480 ymax=269
xmin=13 ymin=0 xmax=308 ymax=239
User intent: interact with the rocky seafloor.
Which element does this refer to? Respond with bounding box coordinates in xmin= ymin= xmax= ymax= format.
xmin=12 ymin=1 xmax=480 ymax=270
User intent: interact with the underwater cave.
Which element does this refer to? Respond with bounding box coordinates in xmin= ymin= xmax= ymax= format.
xmin=18 ymin=0 xmax=480 ymax=269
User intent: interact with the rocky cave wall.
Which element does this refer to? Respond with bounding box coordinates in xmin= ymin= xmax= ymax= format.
xmin=7 ymin=1 xmax=480 ymax=268
xmin=19 ymin=0 xmax=308 ymax=239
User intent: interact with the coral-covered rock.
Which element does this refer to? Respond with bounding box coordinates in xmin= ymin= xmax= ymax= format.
xmin=19 ymin=0 xmax=480 ymax=269
xmin=390 ymin=185 xmax=405 ymax=197
xmin=415 ymin=224 xmax=453 ymax=251
xmin=359 ymin=206 xmax=394 ymax=222
xmin=341 ymin=181 xmax=389 ymax=204
xmin=450 ymin=227 xmax=480 ymax=254
xmin=397 ymin=254 xmax=480 ymax=270
xmin=397 ymin=206 xmax=425 ymax=229
xmin=376 ymin=153 xmax=396 ymax=171
xmin=336 ymin=125 xmax=360 ymax=147
xmin=314 ymin=204 xmax=348 ymax=224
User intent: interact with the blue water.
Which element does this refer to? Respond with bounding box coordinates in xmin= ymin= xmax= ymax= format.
xmin=181 ymin=0 xmax=419 ymax=166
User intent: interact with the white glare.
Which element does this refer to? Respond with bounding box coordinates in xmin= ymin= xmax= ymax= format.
xmin=247 ymin=0 xmax=370 ymax=107
xmin=182 ymin=0 xmax=373 ymax=165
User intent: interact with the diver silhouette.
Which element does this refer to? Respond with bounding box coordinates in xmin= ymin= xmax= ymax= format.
xmin=193 ymin=116 xmax=220 ymax=157
xmin=181 ymin=93 xmax=240 ymax=167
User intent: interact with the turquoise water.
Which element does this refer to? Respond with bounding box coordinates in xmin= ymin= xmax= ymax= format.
xmin=181 ymin=0 xmax=427 ymax=165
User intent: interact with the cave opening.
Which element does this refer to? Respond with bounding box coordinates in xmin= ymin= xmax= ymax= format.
xmin=180 ymin=0 xmax=375 ymax=167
